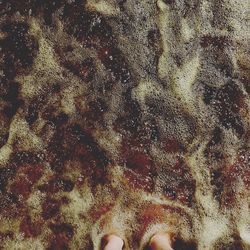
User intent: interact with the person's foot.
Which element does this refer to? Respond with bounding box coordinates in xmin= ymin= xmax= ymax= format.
xmin=103 ymin=234 xmax=124 ymax=250
xmin=149 ymin=232 xmax=173 ymax=250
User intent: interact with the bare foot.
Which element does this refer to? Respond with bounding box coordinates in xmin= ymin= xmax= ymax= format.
xmin=103 ymin=234 xmax=124 ymax=250
xmin=149 ymin=232 xmax=173 ymax=250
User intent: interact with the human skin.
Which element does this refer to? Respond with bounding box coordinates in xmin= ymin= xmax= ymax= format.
xmin=103 ymin=234 xmax=124 ymax=250
xmin=149 ymin=232 xmax=173 ymax=250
